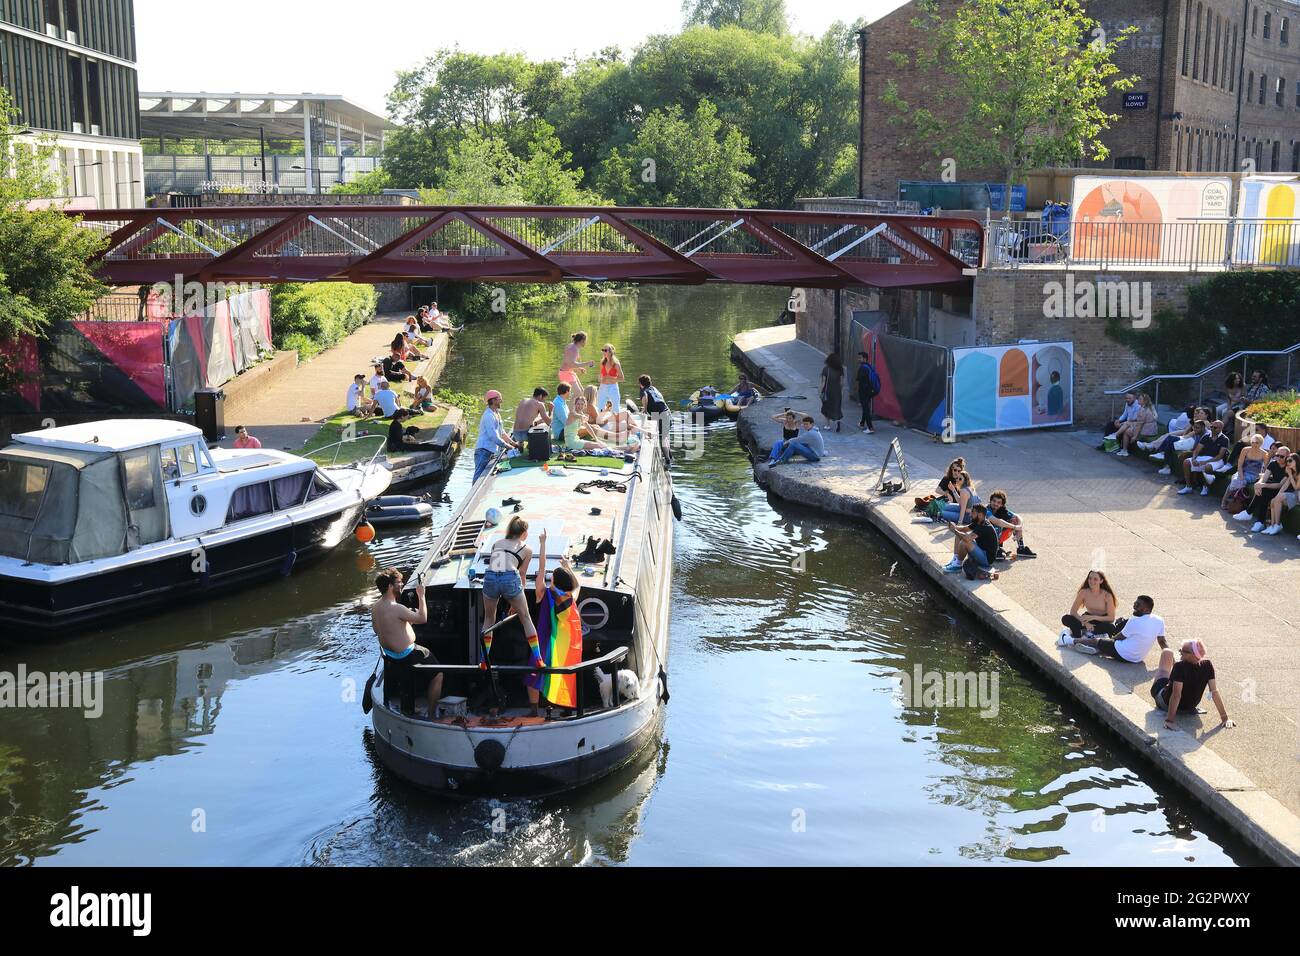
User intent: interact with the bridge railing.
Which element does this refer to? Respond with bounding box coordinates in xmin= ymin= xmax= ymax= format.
xmin=987 ymin=217 xmax=1300 ymax=270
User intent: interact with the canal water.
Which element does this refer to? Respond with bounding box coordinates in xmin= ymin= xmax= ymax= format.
xmin=0 ymin=286 xmax=1257 ymax=866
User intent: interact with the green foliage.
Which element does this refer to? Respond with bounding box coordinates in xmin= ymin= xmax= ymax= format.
xmin=596 ymin=99 xmax=755 ymax=207
xmin=270 ymin=282 xmax=379 ymax=360
xmin=0 ymin=89 xmax=106 ymax=341
xmin=882 ymin=0 xmax=1136 ymax=211
xmin=1244 ymin=392 xmax=1300 ymax=428
xmin=682 ymin=0 xmax=789 ymax=35
xmin=1105 ymin=272 xmax=1300 ymax=374
xmin=331 ymin=168 xmax=393 ymax=195
xmin=380 ymin=21 xmax=860 ymax=209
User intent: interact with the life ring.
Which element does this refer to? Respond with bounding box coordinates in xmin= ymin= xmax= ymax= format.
xmin=578 ymin=597 xmax=610 ymax=631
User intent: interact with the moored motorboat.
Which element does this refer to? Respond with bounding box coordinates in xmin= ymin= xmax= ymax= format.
xmin=366 ymin=413 xmax=676 ymax=798
xmin=0 ymin=420 xmax=391 ymax=633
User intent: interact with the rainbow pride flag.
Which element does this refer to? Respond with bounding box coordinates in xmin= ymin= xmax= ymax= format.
xmin=527 ymin=586 xmax=584 ymax=708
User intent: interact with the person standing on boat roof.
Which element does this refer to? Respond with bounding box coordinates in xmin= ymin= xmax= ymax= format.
xmin=372 ymin=568 xmax=442 ymax=716
xmin=559 ymin=331 xmax=595 ymax=388
xmin=481 ymin=516 xmax=542 ymax=718
xmin=597 ymin=344 xmax=624 ymax=411
xmin=639 ymin=374 xmax=671 ymax=454
xmin=474 ymin=390 xmax=521 ymax=484
xmin=512 ymin=387 xmax=551 ymax=446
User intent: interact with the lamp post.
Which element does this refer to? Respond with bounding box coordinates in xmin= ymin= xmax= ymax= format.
xmin=224 ymin=121 xmax=268 ymax=186
xmin=73 ymin=160 xmax=102 ymax=198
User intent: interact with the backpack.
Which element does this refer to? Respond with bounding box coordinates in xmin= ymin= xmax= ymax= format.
xmin=925 ymin=499 xmax=945 ymax=519
xmin=861 ymin=362 xmax=881 ymax=397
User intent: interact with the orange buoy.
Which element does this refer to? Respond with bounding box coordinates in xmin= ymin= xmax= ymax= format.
xmin=354 ymin=521 xmax=376 ymax=543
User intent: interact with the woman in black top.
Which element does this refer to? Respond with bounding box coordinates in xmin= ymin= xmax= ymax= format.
xmin=1150 ymin=639 xmax=1234 ymax=730
xmin=1247 ymin=445 xmax=1292 ymax=529
xmin=820 ymin=353 xmax=843 ymax=432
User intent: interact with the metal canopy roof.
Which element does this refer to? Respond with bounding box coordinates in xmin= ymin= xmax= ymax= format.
xmin=139 ymin=92 xmax=394 ymax=141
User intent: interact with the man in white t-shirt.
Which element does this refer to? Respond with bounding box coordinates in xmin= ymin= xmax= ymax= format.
xmin=346 ymin=374 xmax=374 ymax=416
xmin=368 ymin=362 xmax=387 ymax=399
xmin=1063 ymin=595 xmax=1166 ymax=663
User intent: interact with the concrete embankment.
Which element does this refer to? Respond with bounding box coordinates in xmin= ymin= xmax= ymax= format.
xmin=732 ymin=325 xmax=1300 ymax=866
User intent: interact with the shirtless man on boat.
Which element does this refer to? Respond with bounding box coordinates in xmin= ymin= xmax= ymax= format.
xmin=372 ymin=568 xmax=443 ymax=715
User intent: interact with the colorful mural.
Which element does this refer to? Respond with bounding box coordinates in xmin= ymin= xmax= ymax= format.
xmin=952 ymin=342 xmax=1073 ymax=435
xmin=1069 ymin=176 xmax=1231 ymax=264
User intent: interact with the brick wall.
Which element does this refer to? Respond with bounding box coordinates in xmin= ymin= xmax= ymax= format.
xmin=860 ymin=0 xmax=1300 ymax=196
xmin=971 ymin=268 xmax=1209 ymax=422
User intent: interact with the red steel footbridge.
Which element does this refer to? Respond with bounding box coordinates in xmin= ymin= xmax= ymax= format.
xmin=71 ymin=205 xmax=983 ymax=291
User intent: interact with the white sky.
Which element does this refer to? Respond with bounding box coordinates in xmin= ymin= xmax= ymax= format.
xmin=135 ymin=0 xmax=908 ymax=117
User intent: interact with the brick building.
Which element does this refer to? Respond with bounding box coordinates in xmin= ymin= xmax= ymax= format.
xmin=860 ymin=0 xmax=1300 ymax=198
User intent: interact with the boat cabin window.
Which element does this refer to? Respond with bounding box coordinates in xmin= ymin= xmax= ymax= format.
xmin=226 ymin=482 xmax=274 ymax=523
xmin=272 ymin=470 xmax=314 ymax=510
xmin=305 ymin=469 xmax=338 ymax=502
xmin=161 ymin=444 xmax=197 ymax=480
xmin=0 ymin=459 xmax=49 ymax=520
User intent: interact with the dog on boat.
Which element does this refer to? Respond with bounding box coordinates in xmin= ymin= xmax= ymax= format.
xmin=594 ymin=668 xmax=640 ymax=708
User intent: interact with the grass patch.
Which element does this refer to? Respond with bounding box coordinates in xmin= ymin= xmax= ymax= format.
xmin=298 ymin=403 xmax=452 ymax=466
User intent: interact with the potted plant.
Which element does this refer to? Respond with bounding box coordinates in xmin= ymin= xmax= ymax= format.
xmin=1237 ymin=390 xmax=1300 ymax=449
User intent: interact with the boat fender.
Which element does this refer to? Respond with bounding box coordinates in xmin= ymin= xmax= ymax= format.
xmin=281 ymin=551 xmax=297 ymax=577
xmin=658 ymin=667 xmax=670 ymax=703
xmin=474 ymin=738 xmax=507 ymax=771
xmin=671 ymin=494 xmax=683 ymax=522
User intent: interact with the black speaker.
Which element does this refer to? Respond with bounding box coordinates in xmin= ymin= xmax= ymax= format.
xmin=194 ymin=388 xmax=226 ymax=442
xmin=526 ymin=427 xmax=552 ymax=461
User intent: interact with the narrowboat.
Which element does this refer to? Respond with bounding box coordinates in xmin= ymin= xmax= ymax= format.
xmin=367 ymin=417 xmax=677 ymax=797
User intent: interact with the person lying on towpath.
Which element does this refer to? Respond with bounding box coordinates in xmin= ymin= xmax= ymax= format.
xmin=372 ymin=568 xmax=442 ymax=716
xmin=1151 ymin=638 xmax=1235 ymax=730
xmin=1058 ymin=594 xmax=1167 ymax=664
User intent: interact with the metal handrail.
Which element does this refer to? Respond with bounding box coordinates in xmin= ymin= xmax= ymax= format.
xmin=308 ymin=432 xmax=388 ymax=468
xmin=1104 ymin=343 xmax=1299 ymax=418
xmin=411 ymin=645 xmax=629 ymax=676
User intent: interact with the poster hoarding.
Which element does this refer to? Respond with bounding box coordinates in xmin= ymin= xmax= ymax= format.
xmin=1068 ymin=176 xmax=1232 ymax=264
xmin=1233 ymin=176 xmax=1300 ymax=266
xmin=952 ymin=341 xmax=1073 ymax=435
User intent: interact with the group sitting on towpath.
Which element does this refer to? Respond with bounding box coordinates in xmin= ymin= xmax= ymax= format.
xmin=1100 ymin=378 xmax=1300 ymax=540
xmin=1055 ymin=576 xmax=1236 ymax=731
xmin=909 ymin=457 xmax=1036 ymax=580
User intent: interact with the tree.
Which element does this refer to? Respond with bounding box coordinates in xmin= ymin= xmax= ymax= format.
xmin=384 ymin=50 xmax=558 ymax=188
xmin=596 ymin=99 xmax=754 ymax=208
xmin=882 ymin=0 xmax=1136 ymax=211
xmin=0 ymin=88 xmax=105 ymax=341
xmin=682 ymin=0 xmax=789 ymax=35
xmin=330 ymin=168 xmax=394 ymax=195
xmin=627 ymin=24 xmax=859 ymax=207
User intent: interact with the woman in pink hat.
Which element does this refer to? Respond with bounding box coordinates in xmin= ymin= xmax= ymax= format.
xmin=473 ymin=389 xmax=520 ymax=484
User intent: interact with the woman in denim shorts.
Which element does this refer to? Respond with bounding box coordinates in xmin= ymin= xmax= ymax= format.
xmin=481 ymin=516 xmax=540 ymax=659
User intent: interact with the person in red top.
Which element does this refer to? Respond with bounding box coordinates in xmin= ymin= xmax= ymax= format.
xmin=233 ymin=425 xmax=262 ymax=449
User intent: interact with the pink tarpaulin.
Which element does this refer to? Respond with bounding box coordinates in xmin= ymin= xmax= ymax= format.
xmin=0 ymin=335 xmax=42 ymax=412
xmin=72 ymin=320 xmax=168 ymax=409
